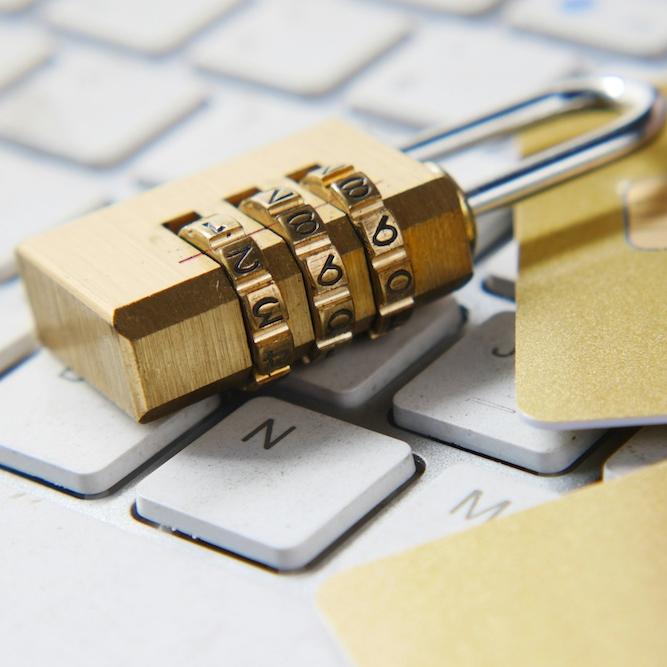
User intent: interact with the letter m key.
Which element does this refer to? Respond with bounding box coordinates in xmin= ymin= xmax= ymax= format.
xmin=450 ymin=490 xmax=511 ymax=522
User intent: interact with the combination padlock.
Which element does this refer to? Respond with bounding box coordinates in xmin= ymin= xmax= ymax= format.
xmin=17 ymin=76 xmax=664 ymax=422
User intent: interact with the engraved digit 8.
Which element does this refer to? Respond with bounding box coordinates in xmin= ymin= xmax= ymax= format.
xmin=339 ymin=175 xmax=371 ymax=201
xmin=286 ymin=208 xmax=319 ymax=237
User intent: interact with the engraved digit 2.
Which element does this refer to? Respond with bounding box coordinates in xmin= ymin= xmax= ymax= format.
xmin=226 ymin=244 xmax=260 ymax=274
xmin=252 ymin=297 xmax=282 ymax=328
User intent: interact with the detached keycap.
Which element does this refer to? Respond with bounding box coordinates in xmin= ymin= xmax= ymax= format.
xmin=136 ymin=397 xmax=415 ymax=570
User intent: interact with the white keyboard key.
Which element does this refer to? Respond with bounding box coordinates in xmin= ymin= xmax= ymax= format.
xmin=394 ymin=0 xmax=501 ymax=14
xmin=0 ymin=148 xmax=107 ymax=281
xmin=336 ymin=464 xmax=557 ymax=568
xmin=281 ymin=296 xmax=463 ymax=409
xmin=44 ymin=0 xmax=240 ymax=55
xmin=191 ymin=0 xmax=411 ymax=95
xmin=482 ymin=239 xmax=517 ymax=299
xmin=348 ymin=25 xmax=580 ymax=127
xmin=0 ymin=280 xmax=36 ymax=374
xmin=507 ymin=0 xmax=667 ymax=58
xmin=393 ymin=312 xmax=604 ymax=473
xmin=0 ymin=350 xmax=219 ymax=494
xmin=603 ymin=427 xmax=667 ymax=480
xmin=135 ymin=92 xmax=326 ymax=185
xmin=0 ymin=489 xmax=335 ymax=667
xmin=0 ymin=0 xmax=32 ymax=12
xmin=136 ymin=397 xmax=415 ymax=570
xmin=0 ymin=51 xmax=204 ymax=167
xmin=0 ymin=26 xmax=51 ymax=90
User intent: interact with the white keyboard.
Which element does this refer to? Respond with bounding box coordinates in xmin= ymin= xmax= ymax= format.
xmin=1 ymin=1 xmax=666 ymax=665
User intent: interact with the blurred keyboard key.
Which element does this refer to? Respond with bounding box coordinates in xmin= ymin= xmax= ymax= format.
xmin=136 ymin=397 xmax=415 ymax=570
xmin=603 ymin=426 xmax=667 ymax=480
xmin=0 ymin=350 xmax=219 ymax=494
xmin=348 ymin=25 xmax=579 ymax=127
xmin=0 ymin=51 xmax=205 ymax=166
xmin=1 ymin=486 xmax=330 ymax=667
xmin=44 ymin=0 xmax=240 ymax=55
xmin=191 ymin=0 xmax=411 ymax=95
xmin=0 ymin=148 xmax=107 ymax=281
xmin=395 ymin=0 xmax=501 ymax=13
xmin=0 ymin=26 xmax=51 ymax=89
xmin=507 ymin=0 xmax=667 ymax=57
xmin=135 ymin=92 xmax=326 ymax=185
xmin=335 ymin=464 xmax=557 ymax=568
xmin=0 ymin=0 xmax=33 ymax=11
xmin=393 ymin=312 xmax=604 ymax=473
xmin=481 ymin=239 xmax=517 ymax=299
xmin=281 ymin=296 xmax=463 ymax=409
xmin=0 ymin=280 xmax=36 ymax=374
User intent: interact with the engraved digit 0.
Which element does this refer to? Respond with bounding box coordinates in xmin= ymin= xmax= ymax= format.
xmin=326 ymin=308 xmax=353 ymax=333
xmin=286 ymin=208 xmax=319 ymax=236
xmin=386 ymin=269 xmax=413 ymax=293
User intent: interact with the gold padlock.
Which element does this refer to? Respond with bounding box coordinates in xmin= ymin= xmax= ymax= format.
xmin=16 ymin=76 xmax=664 ymax=421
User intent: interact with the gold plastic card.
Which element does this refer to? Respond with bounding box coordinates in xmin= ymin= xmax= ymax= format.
xmin=513 ymin=94 xmax=667 ymax=428
xmin=318 ymin=460 xmax=667 ymax=667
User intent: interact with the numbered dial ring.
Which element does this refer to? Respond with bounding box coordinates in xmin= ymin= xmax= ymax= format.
xmin=241 ymin=185 xmax=355 ymax=355
xmin=179 ymin=213 xmax=294 ymax=385
xmin=301 ymin=165 xmax=415 ymax=336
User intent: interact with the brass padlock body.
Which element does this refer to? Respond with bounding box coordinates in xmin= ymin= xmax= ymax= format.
xmin=17 ymin=120 xmax=473 ymax=421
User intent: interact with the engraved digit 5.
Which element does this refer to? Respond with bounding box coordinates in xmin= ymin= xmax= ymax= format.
xmin=252 ymin=297 xmax=282 ymax=328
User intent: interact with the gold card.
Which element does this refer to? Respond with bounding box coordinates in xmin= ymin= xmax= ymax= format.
xmin=513 ymin=91 xmax=667 ymax=428
xmin=318 ymin=460 xmax=667 ymax=667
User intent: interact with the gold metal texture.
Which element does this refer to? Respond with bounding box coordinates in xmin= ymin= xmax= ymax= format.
xmin=301 ymin=164 xmax=416 ymax=336
xmin=179 ymin=211 xmax=294 ymax=385
xmin=240 ymin=184 xmax=355 ymax=356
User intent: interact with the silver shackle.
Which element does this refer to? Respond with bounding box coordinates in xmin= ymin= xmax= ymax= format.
xmin=401 ymin=75 xmax=666 ymax=215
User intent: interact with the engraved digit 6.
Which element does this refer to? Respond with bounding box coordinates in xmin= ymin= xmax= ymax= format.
xmin=317 ymin=253 xmax=343 ymax=287
xmin=339 ymin=175 xmax=371 ymax=201
xmin=286 ymin=208 xmax=319 ymax=237
xmin=252 ymin=297 xmax=282 ymax=328
xmin=372 ymin=214 xmax=398 ymax=247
